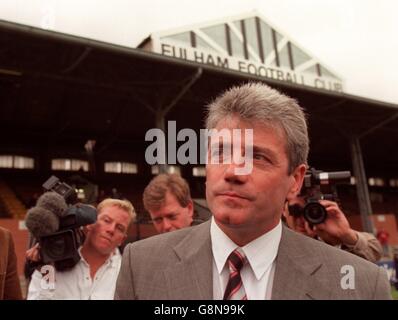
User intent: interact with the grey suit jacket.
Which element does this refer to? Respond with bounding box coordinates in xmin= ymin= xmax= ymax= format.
xmin=114 ymin=220 xmax=391 ymax=300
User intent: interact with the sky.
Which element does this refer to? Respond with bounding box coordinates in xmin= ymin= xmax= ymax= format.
xmin=1 ymin=0 xmax=397 ymax=104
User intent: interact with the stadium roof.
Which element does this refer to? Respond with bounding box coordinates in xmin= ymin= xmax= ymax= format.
xmin=138 ymin=12 xmax=343 ymax=92
xmin=0 ymin=19 xmax=397 ymax=177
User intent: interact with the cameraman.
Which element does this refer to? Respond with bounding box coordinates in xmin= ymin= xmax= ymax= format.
xmin=26 ymin=198 xmax=135 ymax=300
xmin=283 ymin=196 xmax=382 ymax=263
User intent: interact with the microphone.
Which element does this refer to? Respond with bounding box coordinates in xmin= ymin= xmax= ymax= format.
xmin=25 ymin=206 xmax=60 ymax=238
xmin=36 ymin=191 xmax=68 ymax=217
xmin=25 ymin=192 xmax=68 ymax=239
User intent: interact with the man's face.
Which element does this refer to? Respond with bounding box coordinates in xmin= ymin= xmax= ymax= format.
xmin=86 ymin=205 xmax=131 ymax=256
xmin=206 ymin=116 xmax=305 ymax=243
xmin=149 ymin=191 xmax=193 ymax=233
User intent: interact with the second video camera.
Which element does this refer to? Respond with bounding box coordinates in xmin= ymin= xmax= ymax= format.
xmin=289 ymin=168 xmax=350 ymax=225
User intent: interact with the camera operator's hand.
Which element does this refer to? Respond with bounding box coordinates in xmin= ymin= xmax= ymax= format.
xmin=303 ymin=220 xmax=317 ymax=238
xmin=26 ymin=243 xmax=41 ymax=262
xmin=283 ymin=202 xmax=317 ymax=238
xmin=313 ymin=200 xmax=358 ymax=246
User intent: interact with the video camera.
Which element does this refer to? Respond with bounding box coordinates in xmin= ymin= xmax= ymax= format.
xmin=288 ymin=168 xmax=351 ymax=225
xmin=26 ymin=176 xmax=97 ymax=271
xmin=42 ymin=175 xmax=77 ymax=204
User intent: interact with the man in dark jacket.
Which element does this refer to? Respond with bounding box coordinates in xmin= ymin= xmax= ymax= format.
xmin=0 ymin=226 xmax=22 ymax=300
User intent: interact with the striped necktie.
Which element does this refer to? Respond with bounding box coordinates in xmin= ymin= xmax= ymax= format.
xmin=223 ymin=248 xmax=247 ymax=300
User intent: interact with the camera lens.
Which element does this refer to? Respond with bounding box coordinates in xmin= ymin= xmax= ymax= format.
xmin=40 ymin=230 xmax=76 ymax=263
xmin=47 ymin=235 xmax=67 ymax=259
xmin=303 ymin=202 xmax=327 ymax=225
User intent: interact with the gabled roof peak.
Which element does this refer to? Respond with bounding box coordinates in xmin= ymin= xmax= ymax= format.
xmin=139 ymin=12 xmax=343 ymax=93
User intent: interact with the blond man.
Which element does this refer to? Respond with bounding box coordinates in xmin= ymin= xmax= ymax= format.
xmin=27 ymin=199 xmax=135 ymax=300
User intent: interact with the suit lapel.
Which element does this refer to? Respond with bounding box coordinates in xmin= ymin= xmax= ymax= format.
xmin=271 ymin=226 xmax=332 ymax=300
xmin=163 ymin=221 xmax=213 ymax=299
xmin=161 ymin=222 xmax=333 ymax=300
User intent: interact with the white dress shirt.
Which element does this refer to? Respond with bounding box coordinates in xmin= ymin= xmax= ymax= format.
xmin=27 ymin=247 xmax=122 ymax=300
xmin=211 ymin=217 xmax=282 ymax=300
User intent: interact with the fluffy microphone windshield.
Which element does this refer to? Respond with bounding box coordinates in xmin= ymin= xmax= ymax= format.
xmin=25 ymin=206 xmax=60 ymax=238
xmin=36 ymin=191 xmax=68 ymax=217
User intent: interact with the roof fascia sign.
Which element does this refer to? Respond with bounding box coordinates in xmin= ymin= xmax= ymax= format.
xmin=149 ymin=12 xmax=344 ymax=93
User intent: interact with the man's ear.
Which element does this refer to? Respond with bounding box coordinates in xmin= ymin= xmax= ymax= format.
xmin=187 ymin=200 xmax=194 ymax=217
xmin=286 ymin=164 xmax=306 ymax=201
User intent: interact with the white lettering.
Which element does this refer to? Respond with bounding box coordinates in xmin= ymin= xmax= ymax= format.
xmin=40 ymin=265 xmax=55 ymax=290
xmin=340 ymin=265 xmax=355 ymax=290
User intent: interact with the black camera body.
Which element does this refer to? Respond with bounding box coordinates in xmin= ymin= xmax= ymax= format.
xmin=292 ymin=168 xmax=351 ymax=225
xmin=39 ymin=229 xmax=82 ymax=270
xmin=42 ymin=175 xmax=77 ymax=204
xmin=38 ymin=176 xmax=96 ymax=271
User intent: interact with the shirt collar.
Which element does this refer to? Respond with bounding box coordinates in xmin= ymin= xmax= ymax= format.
xmin=78 ymin=246 xmax=121 ymax=268
xmin=211 ymin=217 xmax=282 ymax=280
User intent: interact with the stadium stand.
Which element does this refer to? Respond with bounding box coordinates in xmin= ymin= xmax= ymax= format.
xmin=0 ymin=179 xmax=27 ymax=219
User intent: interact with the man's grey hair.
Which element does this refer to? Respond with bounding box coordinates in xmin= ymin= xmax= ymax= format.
xmin=205 ymin=82 xmax=309 ymax=174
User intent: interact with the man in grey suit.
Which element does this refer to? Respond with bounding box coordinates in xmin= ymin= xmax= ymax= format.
xmin=115 ymin=82 xmax=391 ymax=300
